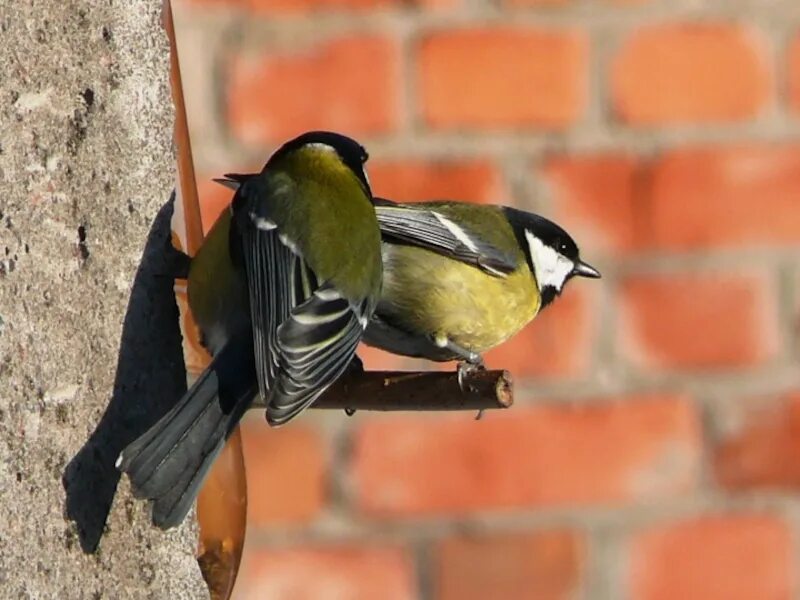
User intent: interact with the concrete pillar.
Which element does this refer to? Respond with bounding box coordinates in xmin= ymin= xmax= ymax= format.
xmin=0 ymin=1 xmax=207 ymax=597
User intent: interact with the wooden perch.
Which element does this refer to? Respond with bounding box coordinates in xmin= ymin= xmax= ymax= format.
xmin=310 ymin=369 xmax=514 ymax=412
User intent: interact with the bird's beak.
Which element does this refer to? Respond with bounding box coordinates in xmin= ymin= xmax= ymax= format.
xmin=213 ymin=177 xmax=241 ymax=191
xmin=573 ymin=260 xmax=601 ymax=279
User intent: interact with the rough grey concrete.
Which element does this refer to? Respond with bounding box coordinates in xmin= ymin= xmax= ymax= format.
xmin=0 ymin=1 xmax=208 ymax=598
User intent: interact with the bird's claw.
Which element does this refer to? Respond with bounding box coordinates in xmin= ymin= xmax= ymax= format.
xmin=457 ymin=357 xmax=485 ymax=394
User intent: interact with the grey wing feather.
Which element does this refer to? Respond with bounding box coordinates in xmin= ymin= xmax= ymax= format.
xmin=238 ymin=173 xmax=367 ymax=425
xmin=241 ymin=226 xmax=295 ymax=402
xmin=374 ymin=202 xmax=516 ymax=277
xmin=242 ymin=224 xmax=361 ymax=426
xmin=267 ymin=286 xmax=365 ymax=425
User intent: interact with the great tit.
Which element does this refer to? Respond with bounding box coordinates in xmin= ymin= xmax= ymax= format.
xmin=363 ymin=198 xmax=600 ymax=372
xmin=117 ymin=131 xmax=382 ymax=528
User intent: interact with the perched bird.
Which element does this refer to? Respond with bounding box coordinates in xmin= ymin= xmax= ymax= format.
xmin=117 ymin=131 xmax=383 ymax=528
xmin=363 ymin=198 xmax=600 ymax=375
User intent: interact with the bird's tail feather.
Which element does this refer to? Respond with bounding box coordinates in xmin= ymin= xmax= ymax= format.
xmin=117 ymin=341 xmax=255 ymax=529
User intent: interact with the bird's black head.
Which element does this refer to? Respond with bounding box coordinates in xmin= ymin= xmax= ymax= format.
xmin=502 ymin=207 xmax=600 ymax=308
xmin=269 ymin=130 xmax=372 ymax=195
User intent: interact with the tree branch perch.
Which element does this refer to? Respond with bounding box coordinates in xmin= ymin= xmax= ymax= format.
xmin=309 ymin=369 xmax=514 ymax=412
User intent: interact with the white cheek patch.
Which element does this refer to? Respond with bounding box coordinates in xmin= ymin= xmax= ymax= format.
xmin=525 ymin=230 xmax=574 ymax=292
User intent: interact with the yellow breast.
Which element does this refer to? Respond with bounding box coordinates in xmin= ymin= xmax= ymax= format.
xmin=380 ymin=244 xmax=540 ymax=353
xmin=188 ymin=210 xmax=249 ymax=354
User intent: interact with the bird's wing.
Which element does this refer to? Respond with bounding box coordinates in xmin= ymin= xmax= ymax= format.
xmin=268 ymin=285 xmax=367 ymax=425
xmin=238 ymin=221 xmax=296 ymax=406
xmin=236 ymin=178 xmax=366 ymax=425
xmin=373 ymin=199 xmax=517 ymax=277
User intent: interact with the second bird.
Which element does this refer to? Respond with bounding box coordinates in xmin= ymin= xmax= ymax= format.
xmin=117 ymin=131 xmax=383 ymax=528
xmin=364 ymin=198 xmax=600 ymax=373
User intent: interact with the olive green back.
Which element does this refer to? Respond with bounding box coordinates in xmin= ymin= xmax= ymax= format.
xmin=411 ymin=201 xmax=525 ymax=261
xmin=254 ymin=147 xmax=382 ymax=303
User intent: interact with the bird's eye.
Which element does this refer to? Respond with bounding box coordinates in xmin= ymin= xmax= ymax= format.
xmin=361 ymin=149 xmax=369 ymax=163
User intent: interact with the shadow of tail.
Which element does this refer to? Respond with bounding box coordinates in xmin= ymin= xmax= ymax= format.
xmin=62 ymin=195 xmax=191 ymax=552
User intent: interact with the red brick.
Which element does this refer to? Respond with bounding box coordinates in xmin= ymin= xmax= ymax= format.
xmin=611 ymin=24 xmax=770 ymax=124
xmin=630 ymin=515 xmax=794 ymax=600
xmin=542 ymin=154 xmax=642 ymax=253
xmin=619 ymin=270 xmax=779 ymax=371
xmin=545 ymin=146 xmax=800 ymax=252
xmin=369 ymin=159 xmax=506 ymax=204
xmin=713 ymin=392 xmax=800 ymax=490
xmin=351 ymin=395 xmax=700 ymax=516
xmin=790 ymin=35 xmax=800 ymax=112
xmin=484 ymin=283 xmax=596 ymax=379
xmin=418 ymin=28 xmax=587 ymax=129
xmin=436 ymin=530 xmax=584 ymax=600
xmin=240 ymin=418 xmax=326 ymax=526
xmin=227 ymin=36 xmax=399 ymax=145
xmin=650 ymin=146 xmax=800 ymax=249
xmin=235 ymin=546 xmax=416 ymax=600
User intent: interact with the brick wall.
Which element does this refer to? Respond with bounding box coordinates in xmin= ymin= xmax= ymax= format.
xmin=174 ymin=1 xmax=800 ymax=598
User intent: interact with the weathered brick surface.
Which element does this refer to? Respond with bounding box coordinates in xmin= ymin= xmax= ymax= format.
xmin=713 ymin=392 xmax=800 ymax=490
xmin=369 ymin=159 xmax=506 ymax=204
xmin=235 ymin=546 xmax=416 ymax=599
xmin=629 ymin=516 xmax=794 ymax=600
xmin=351 ymin=396 xmax=700 ymax=516
xmin=435 ymin=531 xmax=585 ymax=600
xmin=240 ymin=419 xmax=327 ymax=527
xmin=611 ymin=24 xmax=771 ymax=125
xmin=418 ymin=28 xmax=587 ymax=130
xmin=227 ymin=36 xmax=400 ymax=145
xmin=619 ymin=270 xmax=780 ymax=371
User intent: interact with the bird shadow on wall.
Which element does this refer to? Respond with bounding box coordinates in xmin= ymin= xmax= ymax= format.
xmin=62 ymin=195 xmax=190 ymax=553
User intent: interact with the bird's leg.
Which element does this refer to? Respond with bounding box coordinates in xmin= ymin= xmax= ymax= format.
xmin=441 ymin=340 xmax=485 ymax=394
xmin=343 ymin=354 xmax=364 ymax=416
xmin=459 ymin=359 xmax=489 ymax=419
xmin=456 ymin=357 xmax=485 ymax=391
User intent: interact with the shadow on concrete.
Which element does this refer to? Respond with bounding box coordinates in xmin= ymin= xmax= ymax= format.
xmin=63 ymin=195 xmax=191 ymax=553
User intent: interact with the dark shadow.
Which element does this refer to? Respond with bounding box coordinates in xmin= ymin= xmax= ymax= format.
xmin=63 ymin=195 xmax=192 ymax=552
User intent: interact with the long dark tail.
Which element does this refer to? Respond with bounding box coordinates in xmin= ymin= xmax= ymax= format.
xmin=117 ymin=336 xmax=256 ymax=529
